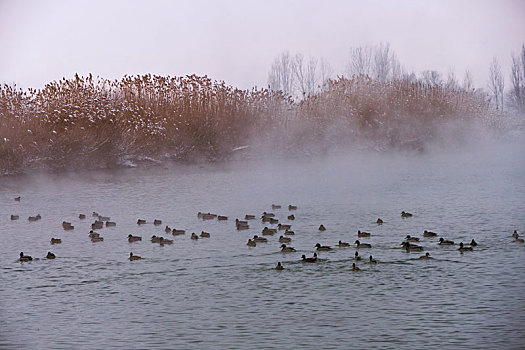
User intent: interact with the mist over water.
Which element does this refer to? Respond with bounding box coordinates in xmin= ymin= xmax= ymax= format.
xmin=1 ymin=130 xmax=524 ymax=349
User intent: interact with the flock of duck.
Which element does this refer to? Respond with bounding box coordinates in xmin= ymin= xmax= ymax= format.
xmin=10 ymin=197 xmax=524 ymax=268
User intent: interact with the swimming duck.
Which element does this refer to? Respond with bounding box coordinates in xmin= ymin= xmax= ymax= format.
xmin=419 ymin=252 xmax=432 ymax=259
xmin=253 ymin=235 xmax=268 ymax=243
xmin=191 ymin=233 xmax=199 ymax=240
xmin=288 ymin=205 xmax=297 ymax=210
xmin=272 ymin=204 xmax=282 ymax=209
xmin=376 ymin=218 xmax=383 ymax=224
xmin=301 ymin=253 xmax=318 ymax=263
xmin=247 ymin=239 xmax=256 ymax=247
xmin=79 ymin=214 xmax=86 ymax=220
xmin=315 ymin=243 xmax=332 ymax=251
xmin=91 ymin=221 xmax=103 ymax=230
xmin=50 ymin=238 xmax=62 ymax=244
xmin=357 ymin=230 xmax=371 ymax=237
xmin=355 ymin=240 xmax=371 ymax=248
xmin=354 ymin=251 xmax=362 ymax=261
xmin=278 ymin=223 xmax=291 ymax=230
xmin=218 ymin=215 xmax=228 ymax=221
xmin=91 ymin=236 xmax=104 ymax=242
xmin=28 ymin=214 xmax=41 ymax=222
xmin=269 ymin=218 xmax=279 ymax=225
xmin=245 ymin=215 xmax=256 ymax=220
xmin=458 ymin=242 xmax=473 ymax=251
xmin=89 ymin=230 xmax=100 ymax=238
xmin=236 ymin=219 xmax=249 ymax=230
xmin=46 ymin=252 xmax=56 ymax=259
xmin=275 ymin=262 xmax=284 ymax=270
xmin=200 ymin=231 xmax=210 ymax=238
xmin=92 ymin=211 xmax=99 ymax=217
xmin=137 ymin=219 xmax=146 ymax=225
xmin=515 ymin=235 xmax=524 ymax=243
xmin=352 ymin=263 xmax=360 ymax=271
xmin=405 ymin=235 xmax=420 ymax=242
xmin=105 ymin=221 xmax=116 ymax=227
xmin=512 ymin=230 xmax=519 ymax=239
xmin=151 ymin=235 xmax=161 ymax=243
xmin=159 ymin=237 xmax=173 ymax=245
xmin=262 ymin=227 xmax=277 ymax=235
xmin=438 ymin=237 xmax=455 ymax=245
xmin=279 ymin=236 xmax=291 ymax=243
xmin=10 ymin=215 xmax=19 ymax=220
xmin=401 ymin=211 xmax=413 ymax=217
xmin=202 ymin=213 xmax=216 ymax=220
xmin=280 ymin=244 xmax=296 ymax=252
xmin=423 ymin=230 xmax=437 ymax=237
xmin=402 ymin=241 xmax=423 ymax=251
xmin=338 ymin=240 xmax=350 ymax=247
xmin=128 ymin=234 xmax=142 ymax=242
xmin=14 ymin=196 xmax=21 ymax=201
xmin=153 ymin=219 xmax=162 ymax=226
xmin=165 ymin=226 xmax=172 ymax=233
xmin=318 ymin=224 xmax=326 ymax=231
xmin=369 ymin=255 xmax=377 ymax=264
xmin=470 ymin=239 xmax=478 ymax=247
xmin=262 ymin=212 xmax=275 ymax=218
xmin=129 ymin=252 xmax=142 ymax=261
xmin=19 ymin=252 xmax=32 ymax=261
xmin=172 ymin=229 xmax=185 ymax=235
xmin=288 ymin=214 xmax=295 ymax=220
xmin=284 ymin=229 xmax=295 ymax=235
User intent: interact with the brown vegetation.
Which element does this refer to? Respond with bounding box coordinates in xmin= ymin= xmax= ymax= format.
xmin=0 ymin=73 xmax=497 ymax=175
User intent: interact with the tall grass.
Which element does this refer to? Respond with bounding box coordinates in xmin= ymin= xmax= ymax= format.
xmin=0 ymin=73 xmax=497 ymax=175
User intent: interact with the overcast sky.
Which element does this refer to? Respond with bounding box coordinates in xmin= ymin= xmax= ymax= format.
xmin=0 ymin=0 xmax=523 ymax=90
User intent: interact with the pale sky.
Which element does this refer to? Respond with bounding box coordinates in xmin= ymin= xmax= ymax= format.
xmin=0 ymin=0 xmax=523 ymax=90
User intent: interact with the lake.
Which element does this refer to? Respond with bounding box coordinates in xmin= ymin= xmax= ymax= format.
xmin=1 ymin=136 xmax=524 ymax=349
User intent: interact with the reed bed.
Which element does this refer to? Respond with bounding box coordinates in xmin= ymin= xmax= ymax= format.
xmin=0 ymin=74 xmax=497 ymax=175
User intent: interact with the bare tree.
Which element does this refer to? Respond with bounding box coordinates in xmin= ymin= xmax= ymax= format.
xmin=462 ymin=70 xmax=474 ymax=91
xmin=421 ymin=70 xmax=442 ymax=86
xmin=268 ymin=51 xmax=294 ymax=96
xmin=291 ymin=53 xmax=319 ymax=97
xmin=347 ymin=46 xmax=372 ymax=77
xmin=319 ymin=57 xmax=333 ymax=90
xmin=488 ymin=57 xmax=505 ymax=110
xmin=445 ymin=69 xmax=459 ymax=90
xmin=373 ymin=42 xmax=391 ymax=82
xmin=509 ymin=44 xmax=525 ymax=113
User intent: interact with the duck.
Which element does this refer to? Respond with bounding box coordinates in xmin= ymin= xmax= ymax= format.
xmin=470 ymin=239 xmax=478 ymax=247
xmin=357 ymin=230 xmax=371 ymax=237
xmin=369 ymin=255 xmax=377 ymax=264
xmin=337 ymin=240 xmax=350 ymax=247
xmin=512 ymin=230 xmax=519 ymax=239
xmin=405 ymin=235 xmax=420 ymax=242
xmin=19 ymin=252 xmax=32 ymax=261
xmin=10 ymin=214 xmax=19 ymax=220
xmin=276 ymin=236 xmax=289 ymax=244
xmin=269 ymin=218 xmax=279 ymax=225
xmin=128 ymin=234 xmax=142 ymax=242
xmin=244 ymin=215 xmax=255 ymax=220
xmin=439 ymin=237 xmax=455 ymax=245
xmin=28 ymin=214 xmax=41 ymax=222
xmin=288 ymin=214 xmax=295 ymax=220
xmin=92 ymin=211 xmax=99 ymax=217
xmin=458 ymin=242 xmax=473 ymax=251
xmin=318 ymin=224 xmax=326 ymax=231
xmin=401 ymin=211 xmax=413 ymax=217
xmin=79 ymin=214 xmax=86 ymax=220
xmin=262 ymin=212 xmax=275 ymax=218
xmin=151 ymin=235 xmax=162 ymax=243
xmin=288 ymin=205 xmax=297 ymax=210
xmin=284 ymin=229 xmax=295 ymax=235
xmin=191 ymin=233 xmax=199 ymax=240
xmin=262 ymin=227 xmax=276 ymax=236
xmin=137 ymin=219 xmax=146 ymax=225
xmin=352 ymin=263 xmax=360 ymax=271
xmin=202 ymin=213 xmax=216 ymax=220
xmin=105 ymin=221 xmax=116 ymax=227
xmin=301 ymin=253 xmax=318 ymax=263
xmin=315 ymin=243 xmax=332 ymax=251
xmin=402 ymin=241 xmax=423 ymax=251
xmin=419 ymin=252 xmax=432 ymax=259
xmin=153 ymin=219 xmax=162 ymax=226
xmin=376 ymin=218 xmax=383 ymax=224
xmin=278 ymin=223 xmax=291 ymax=230
xmin=272 ymin=204 xmax=282 ymax=209
xmin=165 ymin=226 xmax=172 ymax=233
xmin=200 ymin=231 xmax=210 ymax=238
xmin=217 ymin=215 xmax=228 ymax=221
xmin=159 ymin=237 xmax=173 ymax=245
xmin=280 ymin=244 xmax=296 ymax=252
xmin=275 ymin=262 xmax=284 ymax=270
xmin=14 ymin=196 xmax=21 ymax=201
xmin=91 ymin=221 xmax=103 ymax=230
xmin=253 ymin=235 xmax=268 ymax=243
xmin=515 ymin=236 xmax=524 ymax=243
xmin=423 ymin=230 xmax=438 ymax=237
xmin=50 ymin=238 xmax=62 ymax=244
xmin=89 ymin=230 xmax=100 ymax=238
xmin=354 ymin=251 xmax=362 ymax=261
xmin=172 ymin=229 xmax=185 ymax=235
xmin=247 ymin=239 xmax=256 ymax=247
xmin=355 ymin=240 xmax=371 ymax=248
xmin=91 ymin=236 xmax=104 ymax=242
xmin=46 ymin=251 xmax=56 ymax=259
xmin=129 ymin=252 xmax=142 ymax=261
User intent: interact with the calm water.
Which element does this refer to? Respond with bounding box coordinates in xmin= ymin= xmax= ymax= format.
xmin=1 ymin=138 xmax=524 ymax=349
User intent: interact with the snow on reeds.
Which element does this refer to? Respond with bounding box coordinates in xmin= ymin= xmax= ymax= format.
xmin=0 ymin=73 xmax=497 ymax=174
